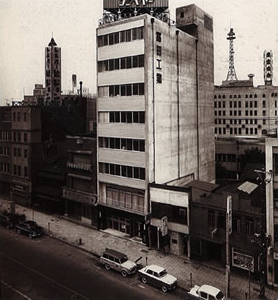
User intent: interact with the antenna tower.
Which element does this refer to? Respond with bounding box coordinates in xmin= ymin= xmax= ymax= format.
xmin=226 ymin=28 xmax=238 ymax=81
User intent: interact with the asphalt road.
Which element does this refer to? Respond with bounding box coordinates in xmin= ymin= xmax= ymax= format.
xmin=0 ymin=227 xmax=191 ymax=300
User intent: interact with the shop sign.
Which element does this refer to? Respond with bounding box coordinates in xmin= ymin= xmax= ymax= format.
xmin=232 ymin=248 xmax=254 ymax=272
xmin=161 ymin=216 xmax=168 ymax=237
xmin=227 ymin=195 xmax=232 ymax=234
xmin=119 ymin=0 xmax=154 ymax=7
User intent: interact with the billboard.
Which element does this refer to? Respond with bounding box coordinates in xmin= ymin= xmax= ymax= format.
xmin=103 ymin=0 xmax=168 ymax=9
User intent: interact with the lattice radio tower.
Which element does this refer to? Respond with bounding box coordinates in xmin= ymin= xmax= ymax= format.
xmin=226 ymin=28 xmax=238 ymax=81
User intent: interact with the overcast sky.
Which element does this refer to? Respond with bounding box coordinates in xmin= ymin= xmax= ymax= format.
xmin=0 ymin=0 xmax=277 ymax=106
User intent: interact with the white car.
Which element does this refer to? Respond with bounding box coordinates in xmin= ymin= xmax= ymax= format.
xmin=189 ymin=284 xmax=225 ymax=300
xmin=138 ymin=264 xmax=177 ymax=293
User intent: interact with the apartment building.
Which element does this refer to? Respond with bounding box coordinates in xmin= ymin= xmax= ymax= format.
xmin=96 ymin=2 xmax=215 ymax=246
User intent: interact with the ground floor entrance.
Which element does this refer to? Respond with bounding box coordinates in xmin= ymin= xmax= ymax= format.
xmin=99 ymin=206 xmax=146 ymax=243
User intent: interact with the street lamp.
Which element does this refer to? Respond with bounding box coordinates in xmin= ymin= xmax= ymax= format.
xmin=253 ymin=168 xmax=272 ymax=298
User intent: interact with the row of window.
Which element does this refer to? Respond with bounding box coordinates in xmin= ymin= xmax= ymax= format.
xmin=99 ymin=111 xmax=145 ymax=124
xmin=13 ymin=112 xmax=28 ymax=122
xmin=215 ymin=127 xmax=259 ymax=135
xmin=98 ymin=27 xmax=144 ymax=47
xmin=208 ymin=211 xmax=256 ymax=235
xmin=13 ymin=148 xmax=28 ymax=158
xmin=0 ymin=131 xmax=28 ymax=143
xmin=215 ymin=110 xmax=269 ymax=117
xmin=215 ymin=118 xmax=267 ymax=125
xmin=98 ymin=83 xmax=144 ymax=98
xmin=1 ymin=163 xmax=28 ymax=178
xmin=99 ymin=137 xmax=145 ymax=152
xmin=215 ymin=154 xmax=236 ymax=163
xmin=214 ymin=100 xmax=267 ymax=109
xmin=98 ymin=55 xmax=144 ymax=72
xmin=13 ymin=164 xmax=28 ymax=177
xmin=0 ymin=146 xmax=10 ymax=156
xmin=0 ymin=162 xmax=10 ymax=174
xmin=13 ymin=132 xmax=28 ymax=143
xmin=99 ymin=162 xmax=145 ymax=180
xmin=215 ymin=119 xmax=259 ymax=125
xmin=214 ymin=92 xmax=277 ymax=99
xmin=106 ymin=187 xmax=144 ymax=213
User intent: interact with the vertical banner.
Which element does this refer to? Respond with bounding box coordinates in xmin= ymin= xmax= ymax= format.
xmin=227 ymin=195 xmax=232 ymax=235
xmin=161 ymin=216 xmax=168 ymax=237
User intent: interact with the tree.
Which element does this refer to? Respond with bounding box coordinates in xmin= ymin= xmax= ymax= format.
xmin=243 ymin=147 xmax=265 ymax=164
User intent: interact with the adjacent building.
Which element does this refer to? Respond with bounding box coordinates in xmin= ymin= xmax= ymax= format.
xmin=214 ymin=44 xmax=278 ymax=180
xmin=96 ymin=1 xmax=215 ymax=246
xmin=189 ymin=179 xmax=264 ymax=278
xmin=266 ymin=137 xmax=278 ymax=286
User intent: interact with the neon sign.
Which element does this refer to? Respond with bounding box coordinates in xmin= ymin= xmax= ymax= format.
xmin=119 ymin=0 xmax=154 ymax=7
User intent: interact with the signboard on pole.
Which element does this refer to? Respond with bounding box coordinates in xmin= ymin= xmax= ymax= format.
xmin=161 ymin=216 xmax=168 ymax=237
xmin=227 ymin=195 xmax=232 ymax=235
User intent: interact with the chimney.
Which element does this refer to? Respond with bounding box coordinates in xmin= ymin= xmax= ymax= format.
xmin=72 ymin=74 xmax=77 ymax=93
xmin=79 ymin=81 xmax=83 ymax=97
xmin=248 ymin=74 xmax=254 ymax=82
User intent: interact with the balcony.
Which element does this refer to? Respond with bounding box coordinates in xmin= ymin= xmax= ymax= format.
xmin=101 ymin=196 xmax=144 ymax=215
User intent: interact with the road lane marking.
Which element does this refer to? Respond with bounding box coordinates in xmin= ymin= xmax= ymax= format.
xmin=2 ymin=280 xmax=33 ymax=300
xmin=2 ymin=253 xmax=90 ymax=300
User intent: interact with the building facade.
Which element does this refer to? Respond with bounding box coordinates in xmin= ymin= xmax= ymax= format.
xmin=62 ymin=134 xmax=98 ymax=228
xmin=45 ymin=37 xmax=61 ymax=104
xmin=265 ymin=137 xmax=278 ymax=286
xmin=214 ymin=46 xmax=278 ymax=181
xmin=189 ymin=180 xmax=264 ymax=278
xmin=96 ymin=2 xmax=215 ymax=244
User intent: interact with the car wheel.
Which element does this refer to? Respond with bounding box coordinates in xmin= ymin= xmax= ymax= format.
xmin=141 ymin=277 xmax=147 ymax=284
xmin=121 ymin=270 xmax=128 ymax=277
xmin=6 ymin=225 xmax=10 ymax=229
xmin=161 ymin=285 xmax=168 ymax=293
xmin=17 ymin=229 xmax=21 ymax=234
xmin=105 ymin=264 xmax=110 ymax=270
xmin=28 ymin=233 xmax=33 ymax=239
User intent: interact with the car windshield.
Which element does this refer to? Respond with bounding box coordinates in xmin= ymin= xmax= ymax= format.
xmin=120 ymin=256 xmax=128 ymax=263
xmin=158 ymin=270 xmax=167 ymax=277
xmin=216 ymin=291 xmax=224 ymax=299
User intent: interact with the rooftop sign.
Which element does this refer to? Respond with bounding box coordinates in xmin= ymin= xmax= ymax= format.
xmin=103 ymin=0 xmax=168 ymax=10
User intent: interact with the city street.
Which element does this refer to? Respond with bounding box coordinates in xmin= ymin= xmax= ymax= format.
xmin=0 ymin=227 xmax=190 ymax=300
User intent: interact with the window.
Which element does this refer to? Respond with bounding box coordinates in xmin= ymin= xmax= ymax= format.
xmin=156 ymin=73 xmax=162 ymax=83
xmin=157 ymin=45 xmax=162 ymax=56
xmin=156 ymin=59 xmax=161 ymax=69
xmin=156 ymin=32 xmax=161 ymax=42
xmin=24 ymin=113 xmax=27 ymax=122
xmin=24 ymin=133 xmax=27 ymax=142
xmin=245 ymin=218 xmax=254 ymax=235
xmin=208 ymin=210 xmax=215 ymax=227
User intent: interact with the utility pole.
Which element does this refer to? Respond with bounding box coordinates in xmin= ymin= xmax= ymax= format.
xmin=226 ymin=195 xmax=232 ymax=298
xmin=254 ymin=168 xmax=272 ymax=298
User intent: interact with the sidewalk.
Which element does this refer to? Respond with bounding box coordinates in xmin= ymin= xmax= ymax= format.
xmin=1 ymin=199 xmax=277 ymax=300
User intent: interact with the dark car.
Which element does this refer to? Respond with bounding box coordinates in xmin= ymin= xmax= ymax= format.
xmin=15 ymin=220 xmax=44 ymax=238
xmin=0 ymin=212 xmax=26 ymax=229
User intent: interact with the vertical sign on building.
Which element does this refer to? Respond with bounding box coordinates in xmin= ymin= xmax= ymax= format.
xmin=161 ymin=216 xmax=168 ymax=236
xmin=227 ymin=195 xmax=232 ymax=234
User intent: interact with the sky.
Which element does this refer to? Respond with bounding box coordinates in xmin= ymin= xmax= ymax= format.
xmin=0 ymin=0 xmax=278 ymax=106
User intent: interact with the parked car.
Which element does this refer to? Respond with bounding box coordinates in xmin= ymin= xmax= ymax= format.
xmin=189 ymin=284 xmax=225 ymax=300
xmin=15 ymin=220 xmax=44 ymax=238
xmin=0 ymin=211 xmax=26 ymax=229
xmin=138 ymin=264 xmax=177 ymax=293
xmin=99 ymin=248 xmax=137 ymax=277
